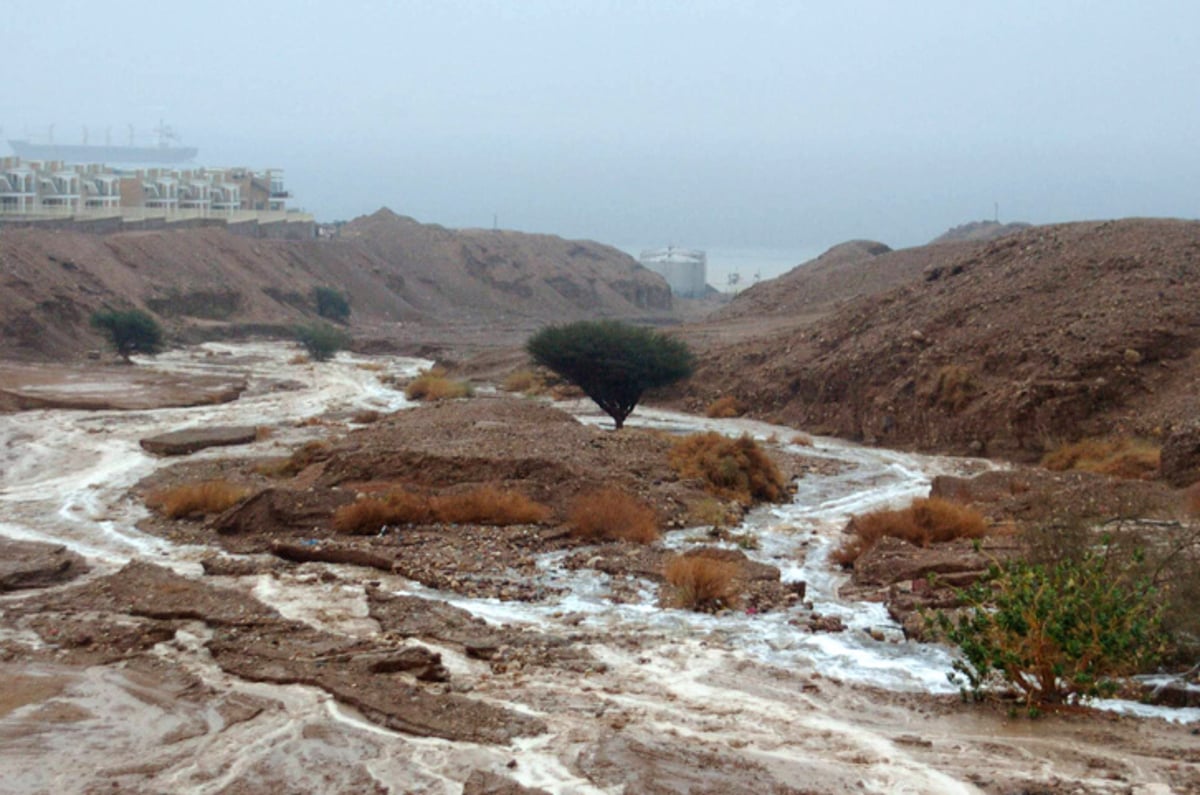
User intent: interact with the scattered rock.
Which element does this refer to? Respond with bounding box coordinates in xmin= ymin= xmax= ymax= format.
xmin=0 ymin=539 xmax=88 ymax=592
xmin=462 ymin=770 xmax=551 ymax=795
xmin=140 ymin=425 xmax=259 ymax=456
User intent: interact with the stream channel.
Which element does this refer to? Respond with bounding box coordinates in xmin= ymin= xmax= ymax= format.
xmin=0 ymin=342 xmax=1196 ymax=794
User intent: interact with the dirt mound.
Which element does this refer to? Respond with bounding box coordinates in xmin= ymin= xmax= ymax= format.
xmin=340 ymin=209 xmax=673 ymax=322
xmin=0 ymin=211 xmax=674 ymax=361
xmin=711 ymin=238 xmax=990 ymax=332
xmin=679 ymin=218 xmax=1200 ymax=460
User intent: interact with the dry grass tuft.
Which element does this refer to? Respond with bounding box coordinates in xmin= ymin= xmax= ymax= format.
xmin=663 ymin=555 xmax=741 ymax=612
xmin=931 ymin=365 xmax=979 ymax=413
xmin=1042 ymin=437 xmax=1160 ymax=480
xmin=568 ymin=488 xmax=660 ymax=544
xmin=351 ymin=409 xmax=382 ymax=424
xmin=333 ymin=486 xmax=549 ymax=533
xmin=289 ymin=353 xmax=311 ymax=365
xmin=501 ymin=369 xmax=548 ymax=395
xmin=406 ymin=368 xmax=473 ymax=401
xmin=686 ymin=496 xmax=737 ymax=528
xmin=431 ymin=487 xmax=551 ymax=525
xmin=333 ymin=498 xmax=398 ymax=535
xmin=669 ymin=432 xmax=788 ymax=504
xmin=832 ymin=497 xmax=988 ymax=566
xmin=705 ymin=396 xmax=745 ymax=419
xmin=790 ymin=433 xmax=813 ymax=447
xmin=148 ymin=480 xmax=250 ymax=519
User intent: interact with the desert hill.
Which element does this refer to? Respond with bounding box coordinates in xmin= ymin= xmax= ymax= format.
xmin=679 ymin=218 xmax=1200 ymax=460
xmin=0 ymin=211 xmax=673 ymax=361
xmin=929 ymin=219 xmax=1031 ymax=244
xmin=339 ymin=209 xmax=671 ymax=323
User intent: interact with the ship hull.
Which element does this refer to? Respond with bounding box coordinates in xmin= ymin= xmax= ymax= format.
xmin=7 ymin=140 xmax=198 ymax=165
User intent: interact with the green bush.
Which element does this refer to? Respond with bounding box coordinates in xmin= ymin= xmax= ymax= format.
xmin=90 ymin=308 xmax=164 ymax=361
xmin=313 ymin=286 xmax=351 ymax=323
xmin=295 ymin=322 xmax=350 ymax=362
xmin=932 ymin=545 xmax=1168 ymax=711
xmin=526 ymin=320 xmax=694 ymax=429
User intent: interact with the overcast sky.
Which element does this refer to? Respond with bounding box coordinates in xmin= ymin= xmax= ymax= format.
xmin=6 ymin=0 xmax=1198 ymax=274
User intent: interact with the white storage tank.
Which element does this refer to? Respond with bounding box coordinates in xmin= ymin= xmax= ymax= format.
xmin=638 ymin=246 xmax=707 ymax=298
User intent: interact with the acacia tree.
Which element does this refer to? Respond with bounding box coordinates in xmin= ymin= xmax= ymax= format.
xmin=526 ymin=320 xmax=695 ymax=429
xmin=295 ymin=322 xmax=350 ymax=362
xmin=313 ymin=286 xmax=351 ymax=323
xmin=90 ymin=308 xmax=164 ymax=363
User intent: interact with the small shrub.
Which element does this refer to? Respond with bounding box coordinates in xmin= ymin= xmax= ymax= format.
xmin=334 ymin=487 xmax=549 ymax=533
xmin=383 ymin=490 xmax=435 ymax=524
xmin=833 ymin=497 xmax=988 ymax=566
xmin=431 ymin=487 xmax=551 ymax=525
xmin=351 ymin=409 xmax=382 ymax=424
xmin=90 ymin=308 xmax=165 ymax=362
xmin=933 ymin=547 xmax=1168 ymax=709
xmin=663 ymin=555 xmax=741 ymax=612
xmin=501 ymin=369 xmax=547 ymax=395
xmin=669 ymin=432 xmax=788 ymax=505
xmin=931 ymin=365 xmax=978 ymax=413
xmin=686 ymin=496 xmax=737 ymax=528
xmin=1042 ymin=437 xmax=1160 ymax=480
xmin=406 ymin=369 xmax=473 ymax=401
xmin=148 ymin=480 xmax=249 ymax=519
xmin=313 ymin=286 xmax=351 ymax=323
xmin=568 ymin=488 xmax=660 ymax=543
xmin=705 ymin=396 xmax=744 ymax=418
xmin=333 ymin=498 xmax=396 ymax=535
xmin=295 ymin=322 xmax=350 ymax=362
xmin=790 ymin=434 xmax=813 ymax=447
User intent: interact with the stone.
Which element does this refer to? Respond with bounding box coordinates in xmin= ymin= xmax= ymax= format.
xmin=0 ymin=539 xmax=88 ymax=591
xmin=140 ymin=425 xmax=258 ymax=456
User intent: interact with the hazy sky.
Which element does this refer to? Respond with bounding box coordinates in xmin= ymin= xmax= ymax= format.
xmin=5 ymin=0 xmax=1198 ymax=275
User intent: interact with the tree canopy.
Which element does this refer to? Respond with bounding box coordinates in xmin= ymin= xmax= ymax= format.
xmin=526 ymin=320 xmax=694 ymax=429
xmin=295 ymin=322 xmax=350 ymax=362
xmin=313 ymin=286 xmax=351 ymax=323
xmin=90 ymin=308 xmax=164 ymax=362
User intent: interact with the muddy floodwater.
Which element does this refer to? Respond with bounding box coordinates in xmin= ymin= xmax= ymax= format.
xmin=1 ymin=343 xmax=1197 ymax=794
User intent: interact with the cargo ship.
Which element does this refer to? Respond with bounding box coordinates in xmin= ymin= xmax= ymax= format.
xmin=6 ymin=123 xmax=197 ymax=165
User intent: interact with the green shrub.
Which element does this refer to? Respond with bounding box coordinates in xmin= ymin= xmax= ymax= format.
xmin=932 ymin=546 xmax=1168 ymax=711
xmin=526 ymin=320 xmax=694 ymax=429
xmin=313 ymin=286 xmax=351 ymax=322
xmin=90 ymin=308 xmax=164 ymax=361
xmin=295 ymin=322 xmax=350 ymax=362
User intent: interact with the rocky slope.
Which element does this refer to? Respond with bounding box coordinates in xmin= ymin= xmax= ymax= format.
xmin=680 ymin=218 xmax=1200 ymax=461
xmin=0 ymin=210 xmax=673 ymax=361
